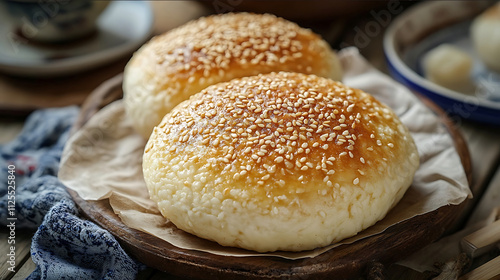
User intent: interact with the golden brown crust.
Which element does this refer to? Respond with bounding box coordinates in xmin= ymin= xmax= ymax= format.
xmin=143 ymin=72 xmax=419 ymax=251
xmin=124 ymin=13 xmax=342 ymax=139
xmin=146 ymin=72 xmax=415 ymax=207
xmin=133 ymin=12 xmax=340 ymax=83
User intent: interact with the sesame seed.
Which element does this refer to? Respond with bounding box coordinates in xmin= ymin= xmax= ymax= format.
xmin=152 ymin=66 xmax=404 ymax=195
xmin=268 ymin=165 xmax=276 ymax=173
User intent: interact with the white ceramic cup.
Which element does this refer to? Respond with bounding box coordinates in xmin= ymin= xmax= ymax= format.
xmin=2 ymin=0 xmax=110 ymax=43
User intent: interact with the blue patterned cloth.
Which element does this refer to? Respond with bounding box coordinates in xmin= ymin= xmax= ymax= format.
xmin=0 ymin=107 xmax=143 ymax=279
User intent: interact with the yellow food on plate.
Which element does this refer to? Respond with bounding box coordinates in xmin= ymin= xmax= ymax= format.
xmin=422 ymin=44 xmax=474 ymax=94
xmin=471 ymin=2 xmax=500 ymax=73
xmin=142 ymin=72 xmax=420 ymax=252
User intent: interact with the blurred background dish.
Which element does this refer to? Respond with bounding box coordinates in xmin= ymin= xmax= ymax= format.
xmin=0 ymin=0 xmax=153 ymax=77
xmin=384 ymin=0 xmax=500 ymax=125
xmin=2 ymin=0 xmax=110 ymax=43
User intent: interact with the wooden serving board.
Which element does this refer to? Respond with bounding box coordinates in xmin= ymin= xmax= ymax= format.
xmin=68 ymin=74 xmax=472 ymax=280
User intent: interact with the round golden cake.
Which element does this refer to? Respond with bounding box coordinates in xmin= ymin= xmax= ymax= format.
xmin=142 ymin=72 xmax=419 ymax=252
xmin=123 ymin=13 xmax=343 ymax=139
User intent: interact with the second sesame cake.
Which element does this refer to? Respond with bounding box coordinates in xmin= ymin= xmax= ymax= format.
xmin=123 ymin=13 xmax=343 ymax=139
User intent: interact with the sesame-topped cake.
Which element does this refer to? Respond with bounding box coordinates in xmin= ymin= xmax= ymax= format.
xmin=123 ymin=13 xmax=343 ymax=139
xmin=142 ymin=72 xmax=420 ymax=252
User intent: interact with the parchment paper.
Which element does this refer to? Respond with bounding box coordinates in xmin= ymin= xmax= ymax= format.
xmin=59 ymin=47 xmax=472 ymax=259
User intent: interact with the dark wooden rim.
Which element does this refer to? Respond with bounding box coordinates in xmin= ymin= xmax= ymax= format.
xmin=67 ymin=74 xmax=472 ymax=280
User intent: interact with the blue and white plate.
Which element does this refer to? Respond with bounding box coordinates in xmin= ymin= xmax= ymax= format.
xmin=0 ymin=1 xmax=153 ymax=77
xmin=384 ymin=1 xmax=500 ymax=125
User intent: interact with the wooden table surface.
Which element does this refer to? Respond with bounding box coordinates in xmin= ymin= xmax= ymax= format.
xmin=1 ymin=2 xmax=499 ymax=279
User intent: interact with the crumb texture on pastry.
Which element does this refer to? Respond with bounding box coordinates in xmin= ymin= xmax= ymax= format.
xmin=124 ymin=13 xmax=342 ymax=139
xmin=143 ymin=72 xmax=419 ymax=252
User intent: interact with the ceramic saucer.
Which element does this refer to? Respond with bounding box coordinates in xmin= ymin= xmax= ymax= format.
xmin=0 ymin=1 xmax=153 ymax=77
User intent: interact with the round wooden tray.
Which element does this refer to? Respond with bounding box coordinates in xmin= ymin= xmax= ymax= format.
xmin=68 ymin=74 xmax=472 ymax=280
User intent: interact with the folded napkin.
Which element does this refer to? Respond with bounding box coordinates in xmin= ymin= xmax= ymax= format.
xmin=0 ymin=107 xmax=143 ymax=279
